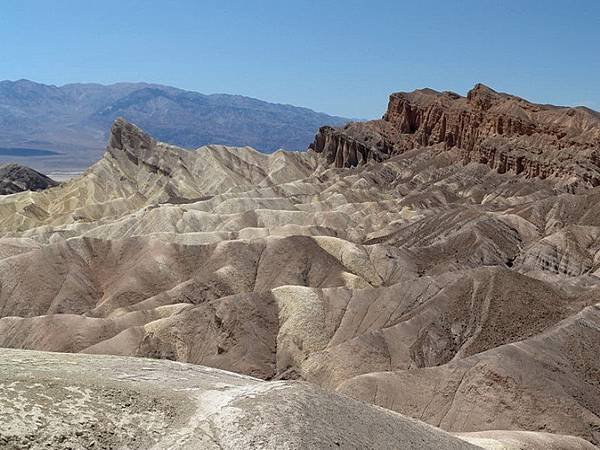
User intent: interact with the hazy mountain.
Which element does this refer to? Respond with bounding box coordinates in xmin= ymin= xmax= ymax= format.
xmin=0 ymin=79 xmax=349 ymax=171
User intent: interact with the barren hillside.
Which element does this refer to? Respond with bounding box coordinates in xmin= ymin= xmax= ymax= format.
xmin=1 ymin=85 xmax=600 ymax=448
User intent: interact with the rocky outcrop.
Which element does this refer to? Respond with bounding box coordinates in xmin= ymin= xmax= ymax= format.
xmin=309 ymin=123 xmax=397 ymax=168
xmin=0 ymin=163 xmax=57 ymax=195
xmin=309 ymin=84 xmax=600 ymax=186
xmin=108 ymin=117 xmax=173 ymax=177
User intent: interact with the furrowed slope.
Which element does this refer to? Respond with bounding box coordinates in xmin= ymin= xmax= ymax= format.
xmin=1 ymin=101 xmax=600 ymax=448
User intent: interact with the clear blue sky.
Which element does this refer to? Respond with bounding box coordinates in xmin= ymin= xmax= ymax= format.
xmin=1 ymin=0 xmax=598 ymax=118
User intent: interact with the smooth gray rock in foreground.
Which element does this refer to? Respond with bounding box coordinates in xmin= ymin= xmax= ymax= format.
xmin=0 ymin=348 xmax=479 ymax=450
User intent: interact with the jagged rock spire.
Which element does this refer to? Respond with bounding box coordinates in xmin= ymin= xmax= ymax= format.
xmin=108 ymin=117 xmax=155 ymax=154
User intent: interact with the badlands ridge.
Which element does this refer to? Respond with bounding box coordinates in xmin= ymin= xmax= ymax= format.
xmin=1 ymin=85 xmax=600 ymax=448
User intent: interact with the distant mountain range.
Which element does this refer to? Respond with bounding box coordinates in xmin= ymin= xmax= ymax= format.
xmin=0 ymin=79 xmax=349 ymax=171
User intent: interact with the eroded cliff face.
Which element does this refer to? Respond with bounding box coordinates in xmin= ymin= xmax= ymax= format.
xmin=310 ymin=84 xmax=600 ymax=187
xmin=309 ymin=123 xmax=395 ymax=168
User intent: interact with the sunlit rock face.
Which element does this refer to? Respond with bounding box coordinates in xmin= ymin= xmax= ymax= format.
xmin=310 ymin=83 xmax=600 ymax=189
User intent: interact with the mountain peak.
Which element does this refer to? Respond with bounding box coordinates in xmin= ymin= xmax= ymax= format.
xmin=105 ymin=118 xmax=179 ymax=180
xmin=469 ymin=83 xmax=497 ymax=94
xmin=108 ymin=117 xmax=154 ymax=153
xmin=466 ymin=83 xmax=500 ymax=110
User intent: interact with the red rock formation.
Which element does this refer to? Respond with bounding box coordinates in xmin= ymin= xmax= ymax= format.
xmin=310 ymin=84 xmax=600 ymax=186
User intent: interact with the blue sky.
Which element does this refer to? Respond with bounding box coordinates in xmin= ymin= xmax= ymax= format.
xmin=1 ymin=0 xmax=598 ymax=118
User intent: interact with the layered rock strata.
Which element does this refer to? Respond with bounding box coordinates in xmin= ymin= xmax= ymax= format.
xmin=310 ymin=84 xmax=600 ymax=187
